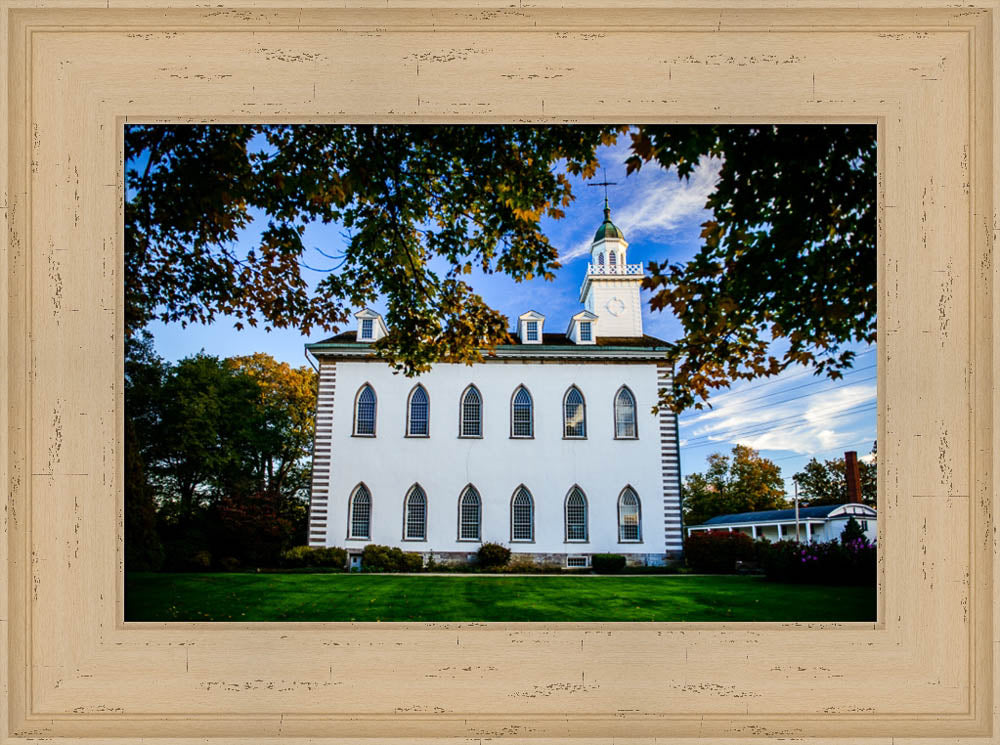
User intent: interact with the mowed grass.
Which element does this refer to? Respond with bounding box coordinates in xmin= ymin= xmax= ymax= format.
xmin=125 ymin=573 xmax=875 ymax=623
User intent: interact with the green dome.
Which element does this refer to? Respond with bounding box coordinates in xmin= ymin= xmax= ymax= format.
xmin=592 ymin=200 xmax=624 ymax=243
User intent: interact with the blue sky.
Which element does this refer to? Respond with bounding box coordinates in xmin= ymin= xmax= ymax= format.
xmin=145 ymin=133 xmax=876 ymax=494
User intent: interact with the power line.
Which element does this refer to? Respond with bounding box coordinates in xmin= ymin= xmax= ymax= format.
xmin=697 ymin=348 xmax=876 ymax=404
xmin=680 ymin=402 xmax=875 ymax=448
xmin=679 ymin=372 xmax=876 ymax=426
xmin=771 ymin=441 xmax=876 ymax=464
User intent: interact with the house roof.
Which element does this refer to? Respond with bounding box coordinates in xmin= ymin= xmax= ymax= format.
xmin=309 ymin=330 xmax=668 ymax=349
xmin=698 ymin=504 xmax=860 ymax=526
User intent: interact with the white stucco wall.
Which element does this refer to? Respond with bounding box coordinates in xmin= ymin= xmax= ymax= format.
xmin=310 ymin=359 xmax=678 ymax=559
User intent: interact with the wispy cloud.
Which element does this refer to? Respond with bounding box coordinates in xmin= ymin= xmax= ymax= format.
xmin=679 ymin=375 xmax=876 ymax=457
xmin=557 ymin=155 xmax=721 ymax=263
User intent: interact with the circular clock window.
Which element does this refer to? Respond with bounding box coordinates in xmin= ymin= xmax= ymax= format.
xmin=606 ymin=297 xmax=626 ymax=317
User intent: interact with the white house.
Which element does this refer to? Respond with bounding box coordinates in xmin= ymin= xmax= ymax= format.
xmin=304 ymin=202 xmax=684 ymax=567
xmin=686 ymin=503 xmax=877 ymax=544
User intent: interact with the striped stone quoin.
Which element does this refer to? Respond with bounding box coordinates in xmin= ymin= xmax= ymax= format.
xmin=657 ymin=363 xmax=684 ymax=556
xmin=307 ymin=361 xmax=336 ymax=547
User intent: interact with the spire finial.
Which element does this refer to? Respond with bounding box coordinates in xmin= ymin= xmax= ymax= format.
xmin=589 ymin=168 xmax=617 ymax=222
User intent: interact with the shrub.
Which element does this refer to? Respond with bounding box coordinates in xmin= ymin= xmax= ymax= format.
xmin=191 ymin=550 xmax=213 ymax=571
xmin=477 ymin=542 xmax=512 ymax=569
xmin=683 ymin=530 xmax=756 ymax=573
xmin=314 ymin=546 xmax=348 ymax=568
xmin=402 ymin=551 xmax=424 ymax=572
xmin=504 ymin=555 xmax=540 ymax=573
xmin=361 ymin=544 xmax=423 ymax=572
xmin=840 ymin=516 xmax=866 ymax=544
xmin=218 ymin=556 xmax=241 ymax=571
xmin=757 ymin=538 xmax=876 ymax=585
xmin=279 ymin=545 xmax=348 ymax=569
xmin=591 ymin=553 xmax=627 ymax=572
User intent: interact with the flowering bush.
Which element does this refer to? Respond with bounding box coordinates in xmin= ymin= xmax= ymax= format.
xmin=684 ymin=530 xmax=756 ymax=572
xmin=758 ymin=537 xmax=875 ymax=585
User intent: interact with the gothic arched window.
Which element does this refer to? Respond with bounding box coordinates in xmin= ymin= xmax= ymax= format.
xmin=614 ymin=386 xmax=638 ymax=439
xmin=460 ymin=385 xmax=483 ymax=438
xmin=348 ymin=484 xmax=371 ymax=539
xmin=511 ymin=486 xmax=534 ymax=542
xmin=618 ymin=487 xmax=641 ymax=542
xmin=404 ymin=484 xmax=427 ymax=540
xmin=353 ymin=384 xmax=377 ymax=436
xmin=563 ymin=386 xmax=586 ymax=438
xmin=458 ymin=486 xmax=482 ymax=541
xmin=511 ymin=386 xmax=533 ymax=438
xmin=407 ymin=385 xmax=429 ymax=437
xmin=565 ymin=486 xmax=588 ymax=542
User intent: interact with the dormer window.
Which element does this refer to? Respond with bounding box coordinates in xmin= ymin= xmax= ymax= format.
xmin=518 ymin=311 xmax=545 ymax=344
xmin=567 ymin=311 xmax=598 ymax=344
xmin=355 ymin=310 xmax=388 ymax=342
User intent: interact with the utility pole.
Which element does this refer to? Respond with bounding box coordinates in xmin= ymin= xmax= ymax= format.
xmin=845 ymin=451 xmax=863 ymax=503
xmin=794 ymin=479 xmax=800 ymax=543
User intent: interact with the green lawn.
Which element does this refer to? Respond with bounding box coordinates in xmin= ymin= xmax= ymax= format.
xmin=125 ymin=573 xmax=875 ymax=622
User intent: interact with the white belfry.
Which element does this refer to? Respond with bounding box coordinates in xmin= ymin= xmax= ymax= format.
xmin=579 ymin=198 xmax=645 ymax=338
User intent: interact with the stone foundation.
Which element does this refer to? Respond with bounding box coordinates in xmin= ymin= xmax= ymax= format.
xmin=412 ymin=549 xmax=682 ymax=569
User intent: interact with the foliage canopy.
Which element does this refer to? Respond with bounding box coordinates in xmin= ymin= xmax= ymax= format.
xmin=681 ymin=444 xmax=787 ymax=527
xmin=125 ymin=124 xmax=875 ymax=410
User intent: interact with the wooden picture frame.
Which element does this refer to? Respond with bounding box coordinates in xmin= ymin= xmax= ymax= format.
xmin=1 ymin=1 xmax=997 ymax=742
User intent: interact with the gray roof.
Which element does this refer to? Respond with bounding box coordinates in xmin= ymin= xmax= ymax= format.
xmin=310 ymin=331 xmax=668 ymax=349
xmin=700 ymin=504 xmax=848 ymax=526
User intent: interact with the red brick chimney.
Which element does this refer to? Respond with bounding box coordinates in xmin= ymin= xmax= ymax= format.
xmin=844 ymin=451 xmax=863 ymax=503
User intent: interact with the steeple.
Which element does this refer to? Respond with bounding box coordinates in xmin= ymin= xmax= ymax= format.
xmin=579 ymin=200 xmax=645 ymax=338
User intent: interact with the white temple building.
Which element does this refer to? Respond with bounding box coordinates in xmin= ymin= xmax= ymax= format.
xmin=304 ymin=203 xmax=684 ymax=567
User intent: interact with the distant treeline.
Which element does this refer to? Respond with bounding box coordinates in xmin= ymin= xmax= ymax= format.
xmin=125 ymin=333 xmax=317 ymax=571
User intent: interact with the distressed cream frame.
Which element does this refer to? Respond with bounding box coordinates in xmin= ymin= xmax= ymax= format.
xmin=1 ymin=2 xmax=998 ymax=742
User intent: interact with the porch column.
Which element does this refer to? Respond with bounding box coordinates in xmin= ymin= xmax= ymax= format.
xmin=751 ymin=525 xmax=757 ymax=539
xmin=806 ymin=522 xmax=813 ymax=542
xmin=776 ymin=523 xmax=783 ymax=540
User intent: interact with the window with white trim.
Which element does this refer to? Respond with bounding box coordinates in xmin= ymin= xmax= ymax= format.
xmin=579 ymin=321 xmax=592 ymax=342
xmin=407 ymin=385 xmax=429 ymax=436
xmin=609 ymin=251 xmax=617 ymax=270
xmin=614 ymin=386 xmax=637 ymax=438
xmin=354 ymin=384 xmax=376 ymax=436
xmin=348 ymin=484 xmax=371 ymax=539
xmin=618 ymin=487 xmax=641 ymax=542
xmin=511 ymin=486 xmax=534 ymax=541
xmin=460 ymin=386 xmax=482 ymax=437
xmin=525 ymin=320 xmax=538 ymax=341
xmin=563 ymin=386 xmax=586 ymax=438
xmin=565 ymin=487 xmax=588 ymax=541
xmin=511 ymin=386 xmax=533 ymax=438
xmin=404 ymin=485 xmax=427 ymax=540
xmin=459 ymin=486 xmax=481 ymax=540
xmin=360 ymin=318 xmax=374 ymax=339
